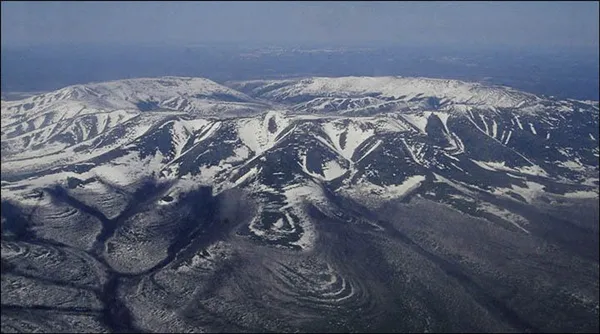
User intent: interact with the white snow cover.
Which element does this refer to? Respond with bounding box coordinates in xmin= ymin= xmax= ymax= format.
xmin=504 ymin=130 xmax=512 ymax=145
xmin=557 ymin=159 xmax=587 ymax=172
xmin=1 ymin=118 xmax=154 ymax=174
xmin=340 ymin=174 xmax=426 ymax=208
xmin=400 ymin=113 xmax=429 ymax=134
xmin=232 ymin=166 xmax=259 ymax=187
xmin=92 ymin=151 xmax=166 ymax=186
xmin=1 ymin=77 xmax=258 ymax=124
xmin=492 ymin=181 xmax=546 ymax=203
xmin=514 ymin=116 xmax=524 ymax=130
xmin=238 ymin=76 xmax=540 ymax=109
xmin=297 ymin=150 xmax=347 ymax=182
xmin=175 ymin=241 xmax=233 ymax=273
xmin=3 ymin=76 xmax=598 ymax=255
xmin=477 ymin=202 xmax=530 ymax=234
xmin=471 ymin=159 xmax=549 ymax=177
xmin=247 ymin=180 xmax=325 ymax=251
xmin=479 ymin=114 xmax=490 ymax=135
xmin=432 ymin=112 xmax=451 ymax=134
xmin=432 ymin=173 xmax=479 ymax=196
xmin=562 ymin=190 xmax=599 ymax=199
xmin=321 ymin=160 xmax=347 ymax=180
xmin=237 ymin=110 xmax=291 ymax=155
xmin=357 ymin=140 xmax=382 ymax=163
xmin=2 ymin=109 xmax=140 ymax=159
xmin=529 ymin=123 xmax=537 ymax=135
xmin=491 ymin=119 xmax=498 ymax=138
xmin=321 ymin=119 xmax=375 ymax=161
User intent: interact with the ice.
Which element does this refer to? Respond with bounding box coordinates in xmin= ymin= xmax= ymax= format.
xmin=248 ymin=215 xmax=266 ymax=237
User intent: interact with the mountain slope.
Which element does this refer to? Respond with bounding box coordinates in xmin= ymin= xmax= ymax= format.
xmin=1 ymin=76 xmax=598 ymax=333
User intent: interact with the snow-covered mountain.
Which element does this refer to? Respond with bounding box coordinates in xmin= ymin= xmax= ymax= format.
xmin=2 ymin=76 xmax=598 ymax=333
xmin=228 ymin=76 xmax=550 ymax=112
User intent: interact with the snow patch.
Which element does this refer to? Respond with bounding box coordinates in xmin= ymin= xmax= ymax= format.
xmin=563 ymin=190 xmax=598 ymax=199
xmin=492 ymin=181 xmax=545 ymax=203
xmin=341 ymin=175 xmax=426 ymax=207
xmin=504 ymin=130 xmax=512 ymax=145
xmin=322 ymin=120 xmax=375 ymax=161
xmin=491 ymin=119 xmax=498 ymax=138
xmin=558 ymin=159 xmax=586 ymax=172
xmin=401 ymin=114 xmax=429 ymax=134
xmin=471 ymin=159 xmax=549 ymax=177
xmin=322 ymin=160 xmax=347 ymax=181
xmin=529 ymin=123 xmax=537 ymax=135
xmin=478 ymin=202 xmax=530 ymax=234
xmin=514 ymin=116 xmax=523 ymax=130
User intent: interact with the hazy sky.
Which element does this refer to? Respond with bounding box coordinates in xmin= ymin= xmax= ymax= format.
xmin=1 ymin=1 xmax=598 ymax=50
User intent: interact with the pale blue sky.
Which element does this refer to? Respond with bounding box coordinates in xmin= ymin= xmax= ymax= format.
xmin=1 ymin=1 xmax=598 ymax=50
